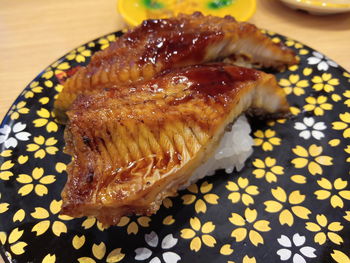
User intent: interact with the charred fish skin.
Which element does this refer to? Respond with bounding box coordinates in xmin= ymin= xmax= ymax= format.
xmin=54 ymin=12 xmax=297 ymax=121
xmin=61 ymin=63 xmax=289 ymax=226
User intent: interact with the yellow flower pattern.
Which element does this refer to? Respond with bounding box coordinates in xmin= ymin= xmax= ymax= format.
xmin=55 ymin=162 xmax=67 ymax=173
xmin=162 ymin=197 xmax=173 ymax=208
xmin=66 ymin=46 xmax=92 ymax=63
xmin=16 ymin=167 xmax=56 ymax=196
xmin=228 ymin=255 xmax=258 ymax=263
xmin=253 ymin=129 xmax=281 ymax=151
xmin=252 ymin=157 xmax=284 ymax=183
xmin=8 ymin=101 xmax=29 ymax=120
xmin=291 ymin=145 xmax=333 ymax=175
xmin=33 ymin=108 xmax=58 ymax=133
xmin=226 ymin=177 xmax=259 ymax=205
xmin=312 ymin=73 xmax=339 ymax=92
xmin=39 ymin=97 xmax=50 ymax=105
xmin=72 ymin=235 xmax=86 ymax=250
xmin=279 ymin=74 xmax=309 ymax=96
xmin=344 ymin=90 xmax=350 ymax=107
xmin=98 ymin=34 xmax=116 ymax=50
xmin=332 ymin=112 xmax=350 ymax=138
xmin=220 ymin=244 xmax=234 ymax=256
xmin=0 ymin=193 xmax=9 ymax=214
xmin=182 ymin=181 xmax=219 ymax=213
xmin=26 ymin=136 xmax=59 ymax=159
xmin=314 ymin=178 xmax=350 ymax=208
xmin=42 ymin=254 xmax=56 ymax=263
xmin=0 ymin=31 xmax=348 ymax=262
xmin=42 ymin=61 xmax=70 ymax=80
xmin=81 ymin=217 xmax=105 ymax=231
xmin=346 ymin=145 xmax=350 ymax=162
xmin=0 ymin=160 xmax=14 ymax=180
xmin=331 ymin=250 xmax=350 ymax=263
xmin=0 ymin=150 xmax=12 ymax=158
xmin=287 ymin=64 xmax=298 ymax=72
xmin=229 ymin=208 xmax=271 ymax=246
xmin=163 ymin=215 xmax=175 ymax=225
xmin=77 ymin=242 xmax=125 ymax=263
xmin=343 ymin=72 xmax=350 ymax=79
xmin=306 ymin=214 xmax=344 ymax=245
xmin=181 ymin=217 xmax=216 ymax=252
xmin=22 ymin=81 xmax=43 ymax=99
xmin=267 ymin=118 xmax=286 ymax=127
xmin=303 ymin=95 xmax=333 ymax=116
xmin=264 ymin=187 xmax=311 ymax=226
xmin=289 ymin=105 xmax=301 ymax=116
xmin=31 ymin=200 xmax=72 ymax=237
xmin=285 ymin=39 xmax=309 ymax=55
xmin=13 ymin=209 xmax=25 ymax=223
xmin=271 ymin=36 xmax=281 ymax=44
xmin=332 ymin=93 xmax=342 ymax=102
xmin=0 ymin=228 xmax=28 ymax=255
xmin=116 ymin=216 xmax=151 ymax=235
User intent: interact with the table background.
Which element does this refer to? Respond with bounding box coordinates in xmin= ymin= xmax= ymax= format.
xmin=0 ymin=1 xmax=349 ymax=262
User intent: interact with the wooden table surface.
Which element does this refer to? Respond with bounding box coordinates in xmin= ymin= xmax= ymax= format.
xmin=0 ymin=0 xmax=349 ymax=261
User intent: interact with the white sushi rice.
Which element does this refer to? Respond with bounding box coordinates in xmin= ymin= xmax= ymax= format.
xmin=183 ymin=115 xmax=253 ymax=188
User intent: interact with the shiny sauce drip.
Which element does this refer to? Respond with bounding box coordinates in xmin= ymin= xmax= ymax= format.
xmin=125 ymin=18 xmax=224 ymax=66
xmin=173 ymin=64 xmax=259 ymax=97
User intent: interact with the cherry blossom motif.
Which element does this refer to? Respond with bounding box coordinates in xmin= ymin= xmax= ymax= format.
xmin=307 ymin=51 xmax=338 ymax=71
xmin=135 ymin=231 xmax=181 ymax=263
xmin=277 ymin=233 xmax=317 ymax=263
xmin=294 ymin=117 xmax=326 ymax=140
xmin=0 ymin=123 xmax=31 ymax=149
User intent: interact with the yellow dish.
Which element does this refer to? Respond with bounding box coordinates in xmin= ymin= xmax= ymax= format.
xmin=117 ymin=0 xmax=257 ymax=26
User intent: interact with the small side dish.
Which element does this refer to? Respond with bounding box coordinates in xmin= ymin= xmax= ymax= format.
xmin=117 ymin=0 xmax=257 ymax=26
xmin=280 ymin=0 xmax=350 ymax=15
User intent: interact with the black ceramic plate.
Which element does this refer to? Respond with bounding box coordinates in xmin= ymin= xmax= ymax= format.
xmin=0 ymin=31 xmax=349 ymax=263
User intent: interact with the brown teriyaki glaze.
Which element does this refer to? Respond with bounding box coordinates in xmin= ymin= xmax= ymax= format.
xmin=132 ymin=19 xmax=224 ymax=66
xmin=171 ymin=64 xmax=260 ymax=97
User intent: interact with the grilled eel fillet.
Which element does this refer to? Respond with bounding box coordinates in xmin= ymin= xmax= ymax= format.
xmin=54 ymin=12 xmax=297 ymax=121
xmin=61 ymin=64 xmax=289 ymax=226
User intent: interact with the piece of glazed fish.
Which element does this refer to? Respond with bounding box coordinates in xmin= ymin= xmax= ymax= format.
xmin=54 ymin=12 xmax=297 ymax=121
xmin=61 ymin=63 xmax=289 ymax=226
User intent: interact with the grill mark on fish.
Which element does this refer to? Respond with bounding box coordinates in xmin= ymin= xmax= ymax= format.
xmin=96 ymin=136 xmax=112 ymax=172
xmin=172 ymin=121 xmax=192 ymax=160
xmin=159 ymin=129 xmax=177 ymax=167
xmin=102 ymin=126 xmax=118 ymax=165
xmin=178 ymin=120 xmax=201 ymax=156
xmin=117 ymin=123 xmax=136 ymax=162
xmin=114 ymin=123 xmax=131 ymax=164
xmin=127 ymin=121 xmax=144 ymax=162
xmin=106 ymin=121 xmax=123 ymax=165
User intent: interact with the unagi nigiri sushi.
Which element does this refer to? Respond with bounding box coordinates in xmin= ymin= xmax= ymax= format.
xmin=54 ymin=12 xmax=297 ymax=121
xmin=60 ymin=64 xmax=289 ymax=226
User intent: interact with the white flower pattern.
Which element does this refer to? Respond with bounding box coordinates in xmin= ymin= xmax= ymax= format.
xmin=135 ymin=231 xmax=181 ymax=263
xmin=307 ymin=51 xmax=338 ymax=71
xmin=0 ymin=123 xmax=31 ymax=148
xmin=277 ymin=233 xmax=317 ymax=263
xmin=294 ymin=117 xmax=326 ymax=140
